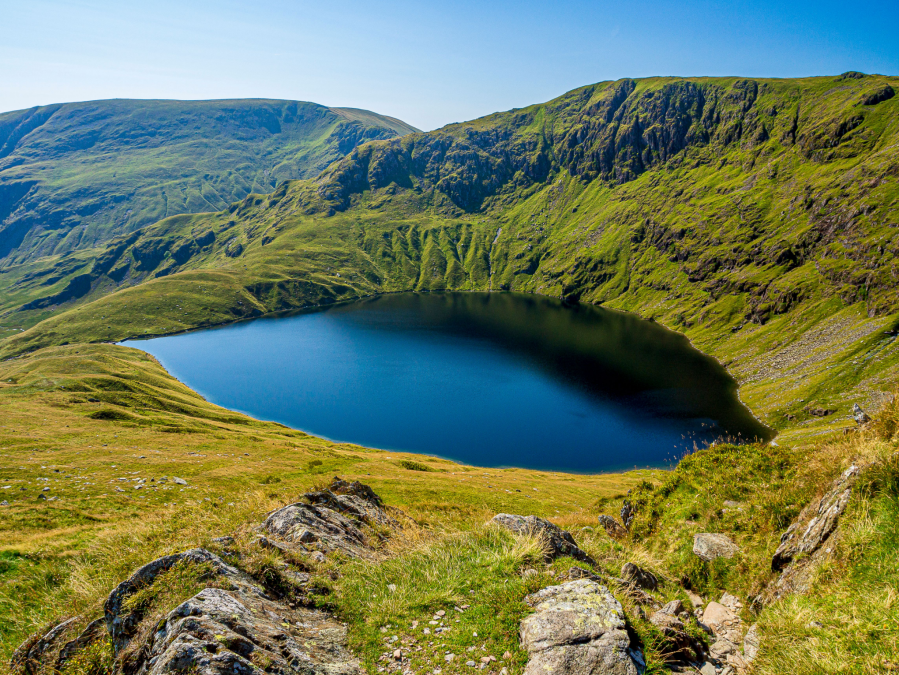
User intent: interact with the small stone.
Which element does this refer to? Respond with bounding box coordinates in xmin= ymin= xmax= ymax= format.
xmin=393 ymin=649 xmax=402 ymax=660
xmin=444 ymin=654 xmax=455 ymax=663
xmin=685 ymin=590 xmax=705 ymax=609
xmin=173 ymin=477 xmax=187 ymax=485
xmin=0 ymin=500 xmax=8 ymax=506
xmin=502 ymin=651 xmax=512 ymax=660
xmin=744 ymin=623 xmax=761 ymax=662
xmin=466 ymin=661 xmax=476 ymax=668
xmin=310 ymin=551 xmax=326 ymax=563
xmin=42 ymin=487 xmax=50 ymax=492
xmin=435 ymin=609 xmax=445 ymax=617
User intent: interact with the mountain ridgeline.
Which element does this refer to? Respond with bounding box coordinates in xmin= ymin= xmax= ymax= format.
xmin=0 ymin=99 xmax=418 ymax=265
xmin=2 ymin=74 xmax=898 ymax=433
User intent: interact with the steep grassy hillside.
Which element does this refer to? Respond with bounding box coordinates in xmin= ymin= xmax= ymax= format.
xmin=3 ymin=74 xmax=897 ymax=443
xmin=0 ymin=99 xmax=417 ymax=265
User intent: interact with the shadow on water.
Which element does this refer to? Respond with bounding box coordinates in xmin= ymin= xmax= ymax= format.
xmin=123 ymin=292 xmax=771 ymax=473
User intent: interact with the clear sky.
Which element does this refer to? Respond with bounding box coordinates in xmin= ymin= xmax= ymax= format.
xmin=2 ymin=0 xmax=897 ymax=131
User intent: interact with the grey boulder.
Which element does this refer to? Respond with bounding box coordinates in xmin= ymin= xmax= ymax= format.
xmin=519 ymin=580 xmax=644 ymax=675
xmin=693 ymin=533 xmax=740 ymax=561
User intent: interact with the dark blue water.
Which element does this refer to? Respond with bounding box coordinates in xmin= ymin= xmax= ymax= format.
xmin=123 ymin=292 xmax=769 ymax=472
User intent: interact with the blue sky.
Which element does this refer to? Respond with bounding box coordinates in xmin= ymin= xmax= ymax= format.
xmin=2 ymin=0 xmax=897 ymax=130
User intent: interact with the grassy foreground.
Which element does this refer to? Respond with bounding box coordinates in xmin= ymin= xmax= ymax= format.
xmin=0 ymin=342 xmax=897 ymax=673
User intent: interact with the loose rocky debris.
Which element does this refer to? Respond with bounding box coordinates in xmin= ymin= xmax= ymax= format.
xmin=648 ymin=600 xmax=703 ymax=663
xmin=852 ymin=403 xmax=871 ymax=425
xmin=519 ymin=580 xmax=646 ymax=675
xmin=491 ymin=513 xmax=595 ymax=565
xmin=761 ymin=464 xmax=861 ymax=604
xmin=692 ymin=533 xmax=740 ymax=561
xmin=11 ymin=478 xmax=399 ymax=675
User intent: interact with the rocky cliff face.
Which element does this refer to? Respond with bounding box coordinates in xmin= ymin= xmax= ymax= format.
xmin=312 ymin=74 xmax=894 ymax=215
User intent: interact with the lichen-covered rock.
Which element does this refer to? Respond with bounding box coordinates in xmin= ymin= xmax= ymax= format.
xmin=263 ymin=478 xmax=400 ymax=557
xmin=104 ymin=548 xmax=258 ymax=652
xmin=263 ymin=502 xmax=370 ymax=556
xmin=304 ymin=477 xmax=399 ymax=529
xmin=519 ymin=580 xmax=644 ymax=675
xmin=693 ymin=533 xmax=740 ymax=561
xmin=771 ymin=465 xmax=859 ymax=571
xmin=141 ymin=587 xmax=363 ymax=675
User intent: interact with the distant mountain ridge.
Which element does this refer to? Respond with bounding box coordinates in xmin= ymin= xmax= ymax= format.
xmin=0 ymin=99 xmax=418 ymax=266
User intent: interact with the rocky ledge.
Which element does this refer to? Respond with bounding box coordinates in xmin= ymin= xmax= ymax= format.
xmin=10 ymin=477 xmax=396 ymax=675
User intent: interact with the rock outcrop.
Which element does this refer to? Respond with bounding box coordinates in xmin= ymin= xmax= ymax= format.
xmin=491 ymin=513 xmax=595 ymax=564
xmin=104 ymin=548 xmax=260 ymax=652
xmin=262 ymin=476 xmax=401 ymax=558
xmin=762 ymin=464 xmax=861 ymax=604
xmin=9 ymin=617 xmax=81 ymax=675
xmin=132 ymin=582 xmax=363 ymax=675
xmin=12 ymin=479 xmax=398 ymax=675
xmin=519 ymin=580 xmax=645 ymax=675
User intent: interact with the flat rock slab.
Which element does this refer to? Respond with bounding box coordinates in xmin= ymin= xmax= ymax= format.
xmin=520 ymin=580 xmax=644 ymax=675
xmin=693 ymin=533 xmax=740 ymax=561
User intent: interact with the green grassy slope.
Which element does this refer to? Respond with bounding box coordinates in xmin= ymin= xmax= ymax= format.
xmin=2 ymin=73 xmax=899 ymax=442
xmin=0 ymin=99 xmax=418 ymax=266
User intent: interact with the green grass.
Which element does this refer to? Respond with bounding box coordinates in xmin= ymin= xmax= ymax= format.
xmin=0 ymin=99 xmax=418 ymax=267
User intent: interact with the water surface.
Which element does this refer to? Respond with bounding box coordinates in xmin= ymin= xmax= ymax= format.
xmin=124 ymin=292 xmax=769 ymax=472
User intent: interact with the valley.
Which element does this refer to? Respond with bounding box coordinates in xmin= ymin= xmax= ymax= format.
xmin=2 ymin=73 xmax=899 ymax=675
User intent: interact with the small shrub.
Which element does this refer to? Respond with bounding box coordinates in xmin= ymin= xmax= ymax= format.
xmin=397 ymin=459 xmax=433 ymax=472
